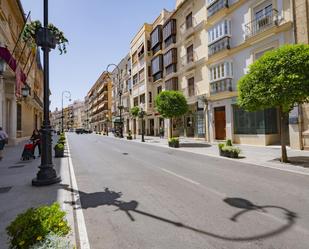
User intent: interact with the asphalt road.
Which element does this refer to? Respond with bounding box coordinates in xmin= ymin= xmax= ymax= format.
xmin=67 ymin=133 xmax=309 ymax=249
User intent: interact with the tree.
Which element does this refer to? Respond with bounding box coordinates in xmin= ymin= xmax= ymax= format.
xmin=130 ymin=106 xmax=140 ymax=139
xmin=155 ymin=91 xmax=188 ymax=138
xmin=238 ymin=44 xmax=309 ymax=163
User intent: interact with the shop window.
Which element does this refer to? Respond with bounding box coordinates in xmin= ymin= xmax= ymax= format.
xmin=233 ymin=105 xmax=278 ymax=134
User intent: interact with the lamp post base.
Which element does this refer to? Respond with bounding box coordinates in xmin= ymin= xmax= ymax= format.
xmin=32 ymin=165 xmax=61 ymax=186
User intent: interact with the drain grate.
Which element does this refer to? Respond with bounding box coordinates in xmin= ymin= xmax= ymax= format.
xmin=9 ymin=165 xmax=26 ymax=169
xmin=0 ymin=186 xmax=12 ymax=194
xmin=122 ymin=153 xmax=129 ymax=155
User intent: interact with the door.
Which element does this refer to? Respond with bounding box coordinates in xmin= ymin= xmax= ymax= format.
xmin=149 ymin=119 xmax=154 ymax=136
xmin=214 ymin=107 xmax=226 ymax=140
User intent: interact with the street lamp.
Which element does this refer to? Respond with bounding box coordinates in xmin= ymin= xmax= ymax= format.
xmin=0 ymin=59 xmax=7 ymax=75
xmin=106 ymin=63 xmax=123 ymax=138
xmin=139 ymin=103 xmax=145 ymax=142
xmin=32 ymin=0 xmax=60 ymax=186
xmin=61 ymin=90 xmax=71 ymax=133
xmin=21 ymin=84 xmax=30 ymax=98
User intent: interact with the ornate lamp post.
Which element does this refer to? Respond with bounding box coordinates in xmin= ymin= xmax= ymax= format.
xmin=106 ymin=64 xmax=123 ymax=138
xmin=139 ymin=103 xmax=145 ymax=142
xmin=61 ymin=90 xmax=71 ymax=133
xmin=32 ymin=0 xmax=60 ymax=186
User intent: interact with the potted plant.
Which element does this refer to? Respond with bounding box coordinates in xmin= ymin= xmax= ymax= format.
xmin=168 ymin=137 xmax=180 ymax=148
xmin=218 ymin=140 xmax=241 ymax=158
xmin=22 ymin=20 xmax=68 ymax=54
xmin=54 ymin=143 xmax=64 ymax=158
xmin=127 ymin=130 xmax=133 ymax=140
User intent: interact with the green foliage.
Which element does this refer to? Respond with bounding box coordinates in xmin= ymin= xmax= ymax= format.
xmin=221 ymin=145 xmax=241 ymax=155
xmin=226 ymin=139 xmax=232 ymax=146
xmin=218 ymin=143 xmax=224 ymax=151
xmin=22 ymin=21 xmax=68 ymax=54
xmin=238 ymin=44 xmax=309 ymax=113
xmin=168 ymin=137 xmax=179 ymax=143
xmin=54 ymin=143 xmax=64 ymax=151
xmin=6 ymin=203 xmax=70 ymax=249
xmin=130 ymin=106 xmax=140 ymax=118
xmin=155 ymin=91 xmax=188 ymax=119
xmin=30 ymin=233 xmax=72 ymax=249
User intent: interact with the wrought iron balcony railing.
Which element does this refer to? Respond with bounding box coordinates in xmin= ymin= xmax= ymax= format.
xmin=208 ymin=36 xmax=230 ymax=56
xmin=245 ymin=9 xmax=279 ymax=38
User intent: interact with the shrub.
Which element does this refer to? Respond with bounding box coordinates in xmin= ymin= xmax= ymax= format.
xmin=6 ymin=203 xmax=70 ymax=249
xmin=218 ymin=143 xmax=224 ymax=151
xmin=30 ymin=233 xmax=72 ymax=249
xmin=54 ymin=143 xmax=64 ymax=151
xmin=169 ymin=137 xmax=179 ymax=143
xmin=221 ymin=146 xmax=241 ymax=155
xmin=226 ymin=139 xmax=232 ymax=146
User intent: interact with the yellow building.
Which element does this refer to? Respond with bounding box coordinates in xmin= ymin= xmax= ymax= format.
xmin=87 ymin=72 xmax=112 ymax=132
xmin=0 ymin=0 xmax=44 ymax=144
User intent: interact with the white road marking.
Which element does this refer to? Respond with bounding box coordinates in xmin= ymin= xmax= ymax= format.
xmin=160 ymin=168 xmax=201 ymax=186
xmin=66 ymin=135 xmax=91 ymax=249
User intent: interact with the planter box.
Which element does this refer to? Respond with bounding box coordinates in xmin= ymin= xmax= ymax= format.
xmin=127 ymin=136 xmax=133 ymax=140
xmin=35 ymin=27 xmax=57 ymax=49
xmin=54 ymin=149 xmax=64 ymax=158
xmin=168 ymin=141 xmax=179 ymax=148
xmin=219 ymin=149 xmax=239 ymax=158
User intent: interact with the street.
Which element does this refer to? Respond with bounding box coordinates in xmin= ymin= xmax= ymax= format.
xmin=67 ymin=133 xmax=309 ymax=249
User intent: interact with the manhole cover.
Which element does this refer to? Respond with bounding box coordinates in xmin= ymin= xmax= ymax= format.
xmin=0 ymin=186 xmax=12 ymax=194
xmin=9 ymin=165 xmax=26 ymax=169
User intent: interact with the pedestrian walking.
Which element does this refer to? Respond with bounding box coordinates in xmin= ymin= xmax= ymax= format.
xmin=31 ymin=129 xmax=41 ymax=157
xmin=159 ymin=126 xmax=164 ymax=139
xmin=0 ymin=127 xmax=8 ymax=161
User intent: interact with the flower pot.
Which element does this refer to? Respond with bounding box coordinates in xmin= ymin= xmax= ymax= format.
xmin=35 ymin=27 xmax=57 ymax=49
xmin=54 ymin=148 xmax=64 ymax=158
xmin=168 ymin=141 xmax=179 ymax=148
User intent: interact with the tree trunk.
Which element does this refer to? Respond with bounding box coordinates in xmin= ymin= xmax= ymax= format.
xmin=133 ymin=119 xmax=136 ymax=139
xmin=169 ymin=118 xmax=173 ymax=139
xmin=279 ymin=107 xmax=288 ymax=163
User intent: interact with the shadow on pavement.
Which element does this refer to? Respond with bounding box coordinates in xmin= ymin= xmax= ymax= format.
xmin=64 ymin=187 xmax=297 ymax=242
xmin=272 ymin=156 xmax=309 ymax=168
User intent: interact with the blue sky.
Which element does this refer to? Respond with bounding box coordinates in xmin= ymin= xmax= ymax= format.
xmin=21 ymin=0 xmax=175 ymax=111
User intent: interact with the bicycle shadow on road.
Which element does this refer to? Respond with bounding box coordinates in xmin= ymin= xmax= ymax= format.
xmin=63 ymin=186 xmax=298 ymax=242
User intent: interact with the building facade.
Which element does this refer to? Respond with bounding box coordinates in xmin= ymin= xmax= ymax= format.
xmin=0 ymin=0 xmax=44 ymax=145
xmin=87 ymin=72 xmax=112 ymax=132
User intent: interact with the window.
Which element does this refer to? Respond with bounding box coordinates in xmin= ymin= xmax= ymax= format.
xmin=209 ymin=62 xmax=233 ymax=82
xmin=134 ymin=97 xmax=138 ymax=106
xmin=151 ymin=55 xmax=163 ymax=75
xmin=149 ymin=92 xmax=152 ymax=103
xmin=138 ymin=44 xmax=145 ymax=58
xmin=186 ymin=45 xmax=194 ymax=63
xmin=17 ymin=103 xmax=22 ymax=131
xmin=163 ymin=48 xmax=177 ymax=68
xmin=151 ymin=25 xmax=163 ymax=53
xmin=255 ymin=4 xmax=272 ymax=20
xmin=188 ymin=77 xmax=195 ymax=96
xmin=233 ymin=106 xmax=278 ymax=134
xmin=208 ymin=19 xmax=231 ymax=44
xmin=140 ymin=94 xmax=145 ymax=104
xmin=255 ymin=47 xmax=274 ymax=60
xmin=165 ymin=77 xmax=178 ymax=91
xmin=133 ymin=73 xmax=138 ymax=85
xmin=157 ymin=86 xmax=162 ymax=94
xmin=186 ymin=12 xmax=193 ymax=30
xmin=132 ymin=52 xmax=138 ymax=64
xmin=163 ymin=19 xmax=177 ymax=48
xmin=139 ymin=68 xmax=145 ymax=82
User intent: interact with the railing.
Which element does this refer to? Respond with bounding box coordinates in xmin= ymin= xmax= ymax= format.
xmin=181 ymin=52 xmax=198 ymax=67
xmin=33 ymin=93 xmax=43 ymax=108
xmin=208 ymin=36 xmax=230 ymax=56
xmin=207 ymin=0 xmax=229 ymax=18
xmin=210 ymin=78 xmax=233 ymax=94
xmin=245 ymin=9 xmax=279 ymax=38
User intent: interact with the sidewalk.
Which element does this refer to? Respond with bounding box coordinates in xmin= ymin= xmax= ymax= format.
xmin=107 ymin=133 xmax=309 ymax=175
xmin=0 ymin=137 xmax=75 ymax=248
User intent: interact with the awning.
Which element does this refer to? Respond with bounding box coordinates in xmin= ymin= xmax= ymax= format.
xmin=0 ymin=46 xmax=27 ymax=83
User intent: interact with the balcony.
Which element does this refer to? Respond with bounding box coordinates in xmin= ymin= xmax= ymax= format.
xmin=181 ymin=52 xmax=197 ymax=68
xmin=208 ymin=36 xmax=230 ymax=56
xmin=245 ymin=9 xmax=279 ymax=38
xmin=210 ymin=78 xmax=233 ymax=95
xmin=207 ymin=0 xmax=229 ymax=18
xmin=183 ymin=86 xmax=197 ymax=104
xmin=33 ymin=92 xmax=43 ymax=109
